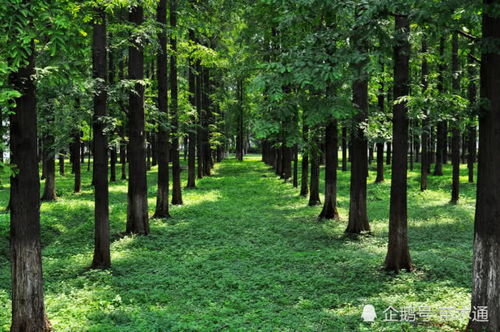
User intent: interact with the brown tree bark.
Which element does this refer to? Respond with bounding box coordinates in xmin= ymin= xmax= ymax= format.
xmin=384 ymin=14 xmax=412 ymax=272
xmin=451 ymin=33 xmax=461 ymax=204
xmin=41 ymin=133 xmax=56 ymax=202
xmin=375 ymin=142 xmax=384 ymax=183
xmin=154 ymin=0 xmax=171 ymax=219
xmin=341 ymin=126 xmax=348 ymax=171
xmin=91 ymin=7 xmax=111 ymax=269
xmin=468 ymin=2 xmax=500 ymax=329
xmin=319 ymin=120 xmax=339 ymax=220
xmin=434 ymin=38 xmax=446 ymax=176
xmin=347 ymin=18 xmax=370 ymax=234
xmin=300 ymin=125 xmax=309 ymax=197
xmin=308 ymin=135 xmax=321 ymax=206
xmin=170 ymin=0 xmax=183 ymax=205
xmin=126 ymin=5 xmax=149 ymax=233
xmin=420 ymin=38 xmax=429 ymax=191
xmin=467 ymin=54 xmax=477 ymax=184
xmin=9 ymin=36 xmax=51 ymax=332
xmin=71 ymin=131 xmax=81 ymax=193
xmin=58 ymin=150 xmax=65 ymax=176
xmin=187 ymin=29 xmax=197 ymax=189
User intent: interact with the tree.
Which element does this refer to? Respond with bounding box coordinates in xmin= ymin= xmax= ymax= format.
xmin=450 ymin=32 xmax=460 ymax=204
xmin=468 ymin=0 xmax=500 ymax=329
xmin=126 ymin=5 xmax=149 ymax=234
xmin=319 ymin=120 xmax=339 ymax=220
xmin=91 ymin=6 xmax=111 ymax=269
xmin=154 ymin=0 xmax=171 ymax=219
xmin=8 ymin=17 xmax=51 ymax=332
xmin=384 ymin=14 xmax=412 ymax=273
xmin=170 ymin=0 xmax=183 ymax=205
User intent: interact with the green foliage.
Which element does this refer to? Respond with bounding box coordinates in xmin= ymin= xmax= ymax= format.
xmin=0 ymin=156 xmax=474 ymax=331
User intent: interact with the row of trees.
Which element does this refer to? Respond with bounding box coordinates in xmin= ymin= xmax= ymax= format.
xmin=1 ymin=0 xmax=500 ymax=330
xmin=1 ymin=0 xmax=247 ymax=330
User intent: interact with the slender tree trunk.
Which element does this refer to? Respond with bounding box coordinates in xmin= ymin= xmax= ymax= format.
xmin=154 ymin=0 xmax=171 ymax=219
xmin=151 ymin=133 xmax=157 ymax=166
xmin=9 ymin=37 xmax=51 ymax=332
xmin=196 ymin=62 xmax=204 ymax=179
xmin=72 ymin=132 xmax=81 ymax=193
xmin=187 ymin=29 xmax=197 ymax=189
xmin=126 ymin=5 xmax=149 ymax=233
xmin=300 ymin=125 xmax=309 ymax=197
xmin=110 ymin=144 xmax=117 ymax=182
xmin=467 ymin=54 xmax=477 ymax=184
xmin=375 ymin=142 xmax=384 ymax=183
xmin=451 ymin=33 xmax=461 ymax=204
xmin=170 ymin=0 xmax=182 ymax=205
xmin=58 ymin=150 xmax=65 ymax=176
xmin=120 ymin=126 xmax=127 ymax=180
xmin=236 ymin=79 xmax=244 ymax=161
xmin=421 ymin=39 xmax=429 ymax=191
xmin=468 ymin=4 xmax=500 ymax=330
xmin=41 ymin=133 xmax=56 ymax=201
xmin=434 ymin=38 xmax=446 ymax=176
xmin=384 ymin=15 xmax=412 ymax=273
xmin=146 ymin=133 xmax=152 ymax=171
xmin=292 ymin=145 xmax=298 ymax=188
xmin=308 ymin=139 xmax=321 ymax=206
xmin=386 ymin=142 xmax=391 ymax=165
xmin=319 ymin=120 xmax=339 ymax=220
xmin=341 ymin=126 xmax=347 ymax=171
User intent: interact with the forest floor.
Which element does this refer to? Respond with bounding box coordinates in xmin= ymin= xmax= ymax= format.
xmin=0 ymin=155 xmax=474 ymax=331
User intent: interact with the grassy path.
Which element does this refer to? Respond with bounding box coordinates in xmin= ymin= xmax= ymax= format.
xmin=0 ymin=156 xmax=473 ymax=331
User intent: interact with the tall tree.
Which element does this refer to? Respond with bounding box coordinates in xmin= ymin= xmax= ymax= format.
xmin=346 ymin=11 xmax=370 ymax=234
xmin=384 ymin=14 xmax=412 ymax=272
xmin=450 ymin=33 xmax=461 ymax=204
xmin=8 ymin=34 xmax=51 ymax=332
xmin=170 ymin=0 xmax=183 ymax=205
xmin=300 ymin=124 xmax=309 ymax=197
xmin=154 ymin=0 xmax=171 ymax=218
xmin=126 ymin=5 xmax=149 ymax=234
xmin=468 ymin=1 xmax=500 ymax=329
xmin=186 ymin=29 xmax=197 ymax=188
xmin=91 ymin=7 xmax=111 ymax=268
xmin=420 ymin=38 xmax=429 ymax=191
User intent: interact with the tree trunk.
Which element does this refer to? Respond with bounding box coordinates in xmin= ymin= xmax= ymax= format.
xmin=126 ymin=5 xmax=149 ymax=233
xmin=300 ymin=125 xmax=309 ymax=197
xmin=110 ymin=144 xmax=117 ymax=182
xmin=151 ymin=133 xmax=157 ymax=166
xmin=386 ymin=142 xmax=391 ymax=165
xmin=91 ymin=7 xmax=111 ymax=269
xmin=375 ymin=142 xmax=384 ymax=183
xmin=236 ymin=79 xmax=244 ymax=161
xmin=308 ymin=135 xmax=321 ymax=206
xmin=41 ymin=134 xmax=56 ymax=201
xmin=9 ymin=36 xmax=51 ymax=332
xmin=451 ymin=33 xmax=460 ymax=204
xmin=58 ymin=150 xmax=65 ymax=176
xmin=120 ymin=126 xmax=127 ymax=180
xmin=434 ymin=38 xmax=446 ymax=176
xmin=72 ymin=132 xmax=81 ymax=193
xmin=154 ymin=0 xmax=171 ymax=219
xmin=187 ymin=29 xmax=197 ymax=189
xmin=319 ymin=120 xmax=339 ymax=220
xmin=347 ymin=52 xmax=370 ymax=234
xmin=467 ymin=54 xmax=477 ymax=184
xmin=384 ymin=15 xmax=412 ymax=273
xmin=421 ymin=38 xmax=429 ymax=191
xmin=341 ymin=126 xmax=347 ymax=171
xmin=292 ymin=145 xmax=298 ymax=188
xmin=468 ymin=3 xmax=500 ymax=329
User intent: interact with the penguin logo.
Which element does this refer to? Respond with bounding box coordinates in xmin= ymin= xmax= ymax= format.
xmin=361 ymin=305 xmax=377 ymax=322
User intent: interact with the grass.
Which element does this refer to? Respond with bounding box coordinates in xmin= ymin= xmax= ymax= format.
xmin=0 ymin=155 xmax=475 ymax=331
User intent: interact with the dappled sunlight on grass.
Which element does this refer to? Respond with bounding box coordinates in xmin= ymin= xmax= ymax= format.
xmin=0 ymin=157 xmax=475 ymax=331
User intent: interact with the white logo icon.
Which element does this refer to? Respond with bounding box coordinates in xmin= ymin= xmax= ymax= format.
xmin=362 ymin=305 xmax=377 ymax=322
